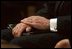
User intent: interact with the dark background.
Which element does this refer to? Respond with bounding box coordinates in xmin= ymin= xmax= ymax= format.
xmin=1 ymin=1 xmax=71 ymax=29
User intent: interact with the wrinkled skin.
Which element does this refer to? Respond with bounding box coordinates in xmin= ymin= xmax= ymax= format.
xmin=21 ymin=16 xmax=49 ymax=30
xmin=12 ymin=16 xmax=49 ymax=37
xmin=12 ymin=23 xmax=31 ymax=37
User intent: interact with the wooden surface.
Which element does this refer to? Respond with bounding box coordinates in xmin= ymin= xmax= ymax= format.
xmin=1 ymin=39 xmax=21 ymax=48
xmin=1 ymin=44 xmax=21 ymax=48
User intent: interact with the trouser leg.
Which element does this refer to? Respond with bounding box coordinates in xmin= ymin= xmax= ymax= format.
xmin=10 ymin=33 xmax=64 ymax=48
xmin=1 ymin=29 xmax=14 ymax=42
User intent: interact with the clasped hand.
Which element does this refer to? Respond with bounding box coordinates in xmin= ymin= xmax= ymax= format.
xmin=12 ymin=16 xmax=49 ymax=37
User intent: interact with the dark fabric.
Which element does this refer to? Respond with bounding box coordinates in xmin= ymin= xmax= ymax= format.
xmin=1 ymin=29 xmax=14 ymax=42
xmin=57 ymin=16 xmax=71 ymax=38
xmin=57 ymin=16 xmax=71 ymax=46
xmin=36 ymin=1 xmax=71 ymax=47
xmin=1 ymin=15 xmax=71 ymax=48
xmin=55 ymin=1 xmax=71 ymax=16
xmin=1 ymin=29 xmax=64 ymax=48
xmin=10 ymin=33 xmax=64 ymax=48
xmin=36 ymin=1 xmax=71 ymax=18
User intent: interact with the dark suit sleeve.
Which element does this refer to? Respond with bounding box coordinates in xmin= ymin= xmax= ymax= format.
xmin=57 ymin=16 xmax=71 ymax=37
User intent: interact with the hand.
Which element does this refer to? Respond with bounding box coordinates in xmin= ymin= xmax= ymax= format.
xmin=21 ymin=16 xmax=50 ymax=30
xmin=12 ymin=23 xmax=31 ymax=37
xmin=55 ymin=39 xmax=71 ymax=48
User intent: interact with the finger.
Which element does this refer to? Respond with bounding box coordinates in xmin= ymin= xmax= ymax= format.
xmin=14 ymin=23 xmax=29 ymax=37
xmin=16 ymin=28 xmax=24 ymax=37
xmin=26 ymin=26 xmax=32 ymax=32
xmin=12 ymin=23 xmax=23 ymax=37
xmin=12 ymin=24 xmax=20 ymax=35
xmin=12 ymin=27 xmax=16 ymax=36
xmin=55 ymin=39 xmax=71 ymax=48
xmin=12 ymin=28 xmax=19 ymax=37
xmin=21 ymin=18 xmax=29 ymax=23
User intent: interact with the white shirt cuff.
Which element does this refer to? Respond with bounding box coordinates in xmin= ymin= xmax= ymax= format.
xmin=50 ymin=18 xmax=57 ymax=32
